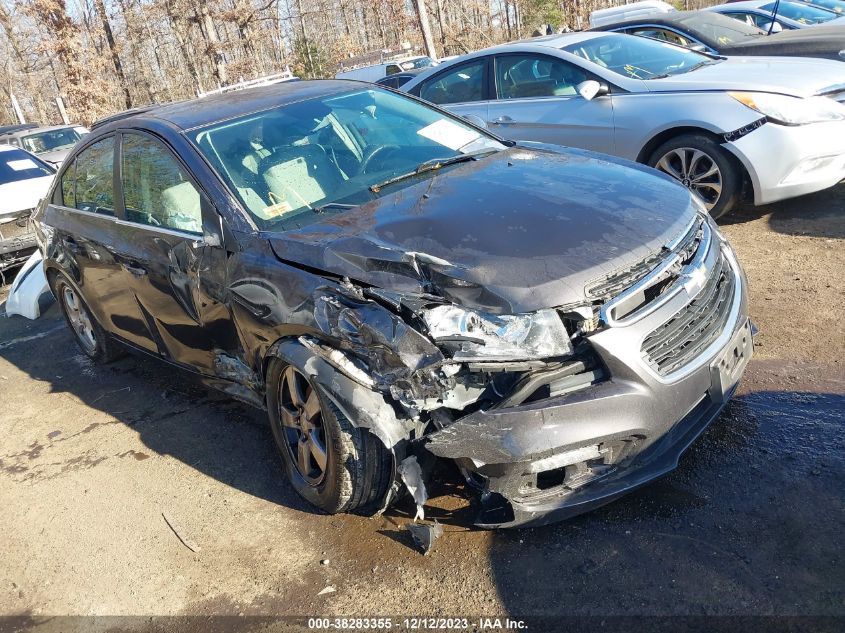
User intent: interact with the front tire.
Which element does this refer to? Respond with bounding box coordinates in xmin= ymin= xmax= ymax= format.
xmin=648 ymin=133 xmax=741 ymax=220
xmin=266 ymin=349 xmax=392 ymax=515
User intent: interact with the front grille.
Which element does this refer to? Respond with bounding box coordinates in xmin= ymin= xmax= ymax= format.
xmin=641 ymin=252 xmax=735 ymax=376
xmin=586 ymin=217 xmax=703 ymax=301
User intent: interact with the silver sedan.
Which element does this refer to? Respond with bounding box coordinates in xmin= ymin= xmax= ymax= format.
xmin=401 ymin=32 xmax=845 ymax=217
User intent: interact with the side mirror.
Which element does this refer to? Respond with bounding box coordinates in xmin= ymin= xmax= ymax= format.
xmin=762 ymin=21 xmax=783 ymax=33
xmin=690 ymin=43 xmax=708 ymax=53
xmin=462 ymin=114 xmax=487 ymax=129
xmin=201 ymin=198 xmax=227 ymax=249
xmin=577 ymin=80 xmax=610 ymax=101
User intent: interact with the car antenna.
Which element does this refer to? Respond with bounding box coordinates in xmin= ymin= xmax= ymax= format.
xmin=768 ymin=0 xmax=782 ymax=34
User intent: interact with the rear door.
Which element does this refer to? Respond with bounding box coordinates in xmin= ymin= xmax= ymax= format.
xmin=47 ymin=136 xmax=156 ymax=350
xmin=485 ymin=53 xmax=615 ymax=154
xmin=108 ymin=130 xmax=236 ymax=373
xmin=413 ymin=58 xmax=491 ymax=122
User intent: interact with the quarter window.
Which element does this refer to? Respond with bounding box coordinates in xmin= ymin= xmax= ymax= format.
xmin=495 ymin=54 xmax=588 ymax=99
xmin=419 ymin=60 xmax=486 ymax=105
xmin=70 ymin=137 xmax=115 ymax=215
xmin=121 ymin=133 xmax=203 ymax=234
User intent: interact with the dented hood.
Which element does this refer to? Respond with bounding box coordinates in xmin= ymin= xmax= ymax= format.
xmin=268 ymin=146 xmax=697 ymax=314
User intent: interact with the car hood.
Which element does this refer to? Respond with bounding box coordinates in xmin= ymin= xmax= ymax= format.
xmin=645 ymin=56 xmax=845 ymax=97
xmin=266 ymin=146 xmax=696 ymax=314
xmin=0 ymin=175 xmax=54 ymax=218
xmin=722 ymin=25 xmax=845 ymax=59
xmin=37 ymin=148 xmax=71 ymax=166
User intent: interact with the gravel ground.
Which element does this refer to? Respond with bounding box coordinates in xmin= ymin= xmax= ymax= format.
xmin=0 ymin=185 xmax=842 ymax=626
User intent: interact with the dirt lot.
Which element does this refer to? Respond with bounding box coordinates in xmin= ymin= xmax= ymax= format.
xmin=0 ymin=186 xmax=843 ymax=626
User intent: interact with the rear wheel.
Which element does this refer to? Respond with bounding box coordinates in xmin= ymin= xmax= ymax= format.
xmin=53 ymin=274 xmax=122 ymax=363
xmin=648 ymin=134 xmax=741 ymax=220
xmin=266 ymin=349 xmax=393 ymax=515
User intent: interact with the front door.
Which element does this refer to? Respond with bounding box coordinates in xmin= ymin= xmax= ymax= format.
xmin=486 ymin=53 xmax=615 ymax=154
xmin=109 ymin=130 xmax=236 ymax=374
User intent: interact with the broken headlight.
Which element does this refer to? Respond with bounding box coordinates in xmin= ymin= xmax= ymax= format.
xmin=421 ymin=305 xmax=572 ymax=361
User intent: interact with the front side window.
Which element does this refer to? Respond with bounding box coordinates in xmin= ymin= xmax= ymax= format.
xmin=0 ymin=148 xmax=54 ymax=185
xmin=72 ymin=137 xmax=115 ymax=215
xmin=22 ymin=127 xmax=84 ymax=154
xmin=563 ymin=34 xmax=719 ymax=80
xmin=419 ymin=60 xmax=486 ymax=105
xmin=495 ymin=54 xmax=588 ymax=99
xmin=190 ymin=87 xmax=504 ymax=231
xmin=121 ymin=133 xmax=203 ymax=234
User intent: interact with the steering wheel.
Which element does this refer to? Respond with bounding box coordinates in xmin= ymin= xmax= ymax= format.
xmin=359 ymin=144 xmax=402 ymax=175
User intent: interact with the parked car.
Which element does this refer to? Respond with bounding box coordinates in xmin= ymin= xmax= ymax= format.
xmin=591 ymin=10 xmax=845 ymax=61
xmin=375 ymin=69 xmax=426 ymax=89
xmin=336 ymin=55 xmax=437 ymax=82
xmin=0 ymin=144 xmax=54 ymax=275
xmin=705 ymin=0 xmax=845 ymax=29
xmin=401 ymin=32 xmax=845 ymax=218
xmin=0 ymin=124 xmax=90 ymax=166
xmin=34 ymin=81 xmax=753 ymax=528
xmin=589 ymin=0 xmax=677 ymax=27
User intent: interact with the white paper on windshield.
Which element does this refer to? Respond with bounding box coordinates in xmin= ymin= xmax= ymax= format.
xmin=7 ymin=159 xmax=38 ymax=171
xmin=417 ymin=119 xmax=480 ymax=151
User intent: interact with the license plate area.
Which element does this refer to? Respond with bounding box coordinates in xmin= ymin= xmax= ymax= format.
xmin=710 ymin=319 xmax=753 ymax=402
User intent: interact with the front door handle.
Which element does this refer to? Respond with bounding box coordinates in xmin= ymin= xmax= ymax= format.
xmin=490 ymin=115 xmax=513 ymax=125
xmin=121 ymin=262 xmax=147 ymax=277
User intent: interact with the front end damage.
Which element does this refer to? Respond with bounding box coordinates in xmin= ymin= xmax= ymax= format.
xmin=294 ymin=212 xmax=752 ymax=528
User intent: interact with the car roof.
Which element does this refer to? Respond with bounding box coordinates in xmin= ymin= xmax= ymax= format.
xmin=711 ymin=0 xmax=774 ymax=8
xmin=97 ymin=80 xmax=364 ymax=132
xmin=591 ymin=9 xmax=745 ymax=29
xmin=0 ymin=143 xmax=20 ymax=153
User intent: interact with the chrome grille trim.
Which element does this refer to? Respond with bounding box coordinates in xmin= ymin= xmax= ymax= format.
xmin=641 ymin=252 xmax=735 ymax=376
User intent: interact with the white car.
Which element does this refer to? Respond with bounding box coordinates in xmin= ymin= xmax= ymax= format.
xmin=336 ymin=55 xmax=437 ymax=82
xmin=401 ymin=32 xmax=845 ymax=217
xmin=0 ymin=144 xmax=55 ymax=274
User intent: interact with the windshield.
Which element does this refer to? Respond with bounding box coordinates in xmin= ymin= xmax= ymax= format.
xmin=680 ymin=14 xmax=766 ymax=44
xmin=760 ymin=1 xmax=838 ymax=23
xmin=805 ymin=0 xmax=844 ymax=14
xmin=400 ymin=56 xmax=435 ymax=70
xmin=21 ymin=127 xmax=85 ymax=154
xmin=190 ymin=87 xmax=504 ymax=230
xmin=563 ymin=34 xmax=717 ymax=80
xmin=0 ymin=148 xmax=54 ymax=184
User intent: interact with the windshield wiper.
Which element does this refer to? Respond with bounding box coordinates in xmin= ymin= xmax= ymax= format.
xmin=311 ymin=202 xmax=357 ymax=214
xmin=369 ymin=150 xmax=496 ymax=192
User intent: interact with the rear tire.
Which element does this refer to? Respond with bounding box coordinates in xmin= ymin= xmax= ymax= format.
xmin=648 ymin=133 xmax=741 ymax=220
xmin=266 ymin=348 xmax=393 ymax=515
xmin=53 ymin=274 xmax=122 ymax=363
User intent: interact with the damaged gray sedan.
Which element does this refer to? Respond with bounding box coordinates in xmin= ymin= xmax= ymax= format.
xmin=34 ymin=81 xmax=753 ymax=528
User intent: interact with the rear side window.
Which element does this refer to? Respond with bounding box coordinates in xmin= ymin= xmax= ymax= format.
xmin=419 ymin=60 xmax=486 ymax=105
xmin=121 ymin=132 xmax=203 ymax=234
xmin=68 ymin=137 xmax=115 ymax=215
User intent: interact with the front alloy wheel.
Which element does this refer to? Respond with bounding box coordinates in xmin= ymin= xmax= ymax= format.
xmin=278 ymin=366 xmax=329 ymax=486
xmin=648 ymin=133 xmax=741 ymax=220
xmin=655 ymin=147 xmax=722 ymax=210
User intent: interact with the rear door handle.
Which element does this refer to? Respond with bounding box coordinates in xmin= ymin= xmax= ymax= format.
xmin=490 ymin=116 xmax=513 ymax=125
xmin=121 ymin=262 xmax=147 ymax=277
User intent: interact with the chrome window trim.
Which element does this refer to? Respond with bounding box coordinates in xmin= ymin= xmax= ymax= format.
xmin=52 ymin=203 xmax=202 ymax=240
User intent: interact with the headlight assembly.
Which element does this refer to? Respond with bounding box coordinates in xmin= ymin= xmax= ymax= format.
xmin=728 ymin=91 xmax=845 ymax=126
xmin=421 ymin=305 xmax=573 ymax=361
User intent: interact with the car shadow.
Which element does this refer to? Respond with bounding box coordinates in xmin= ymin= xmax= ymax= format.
xmin=721 ymin=183 xmax=845 ymax=239
xmin=0 ymin=304 xmax=314 ymax=515
xmin=485 ymin=388 xmax=845 ymax=616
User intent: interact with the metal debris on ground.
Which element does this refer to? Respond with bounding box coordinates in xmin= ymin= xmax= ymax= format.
xmin=398 ymin=455 xmax=427 ymax=521
xmin=317 ymin=586 xmax=336 ymax=596
xmin=161 ymin=512 xmax=201 ymax=553
xmin=406 ymin=519 xmax=443 ymax=555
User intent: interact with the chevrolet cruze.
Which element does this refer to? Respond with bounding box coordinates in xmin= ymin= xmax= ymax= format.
xmin=34 ymin=81 xmax=752 ymax=527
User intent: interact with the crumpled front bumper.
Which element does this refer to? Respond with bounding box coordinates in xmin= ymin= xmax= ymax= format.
xmin=425 ymin=233 xmax=752 ymax=528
